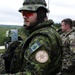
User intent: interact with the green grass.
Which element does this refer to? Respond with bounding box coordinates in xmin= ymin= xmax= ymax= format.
xmin=0 ymin=49 xmax=5 ymax=54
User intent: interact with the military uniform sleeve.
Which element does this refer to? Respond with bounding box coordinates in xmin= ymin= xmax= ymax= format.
xmin=29 ymin=35 xmax=51 ymax=62
xmin=1 ymin=35 xmax=51 ymax=75
xmin=0 ymin=54 xmax=6 ymax=74
xmin=69 ymin=32 xmax=75 ymax=53
xmin=69 ymin=32 xmax=75 ymax=65
xmin=23 ymin=35 xmax=51 ymax=75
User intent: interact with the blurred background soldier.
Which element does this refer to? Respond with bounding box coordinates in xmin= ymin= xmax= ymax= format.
xmin=1 ymin=0 xmax=62 ymax=75
xmin=72 ymin=20 xmax=75 ymax=31
xmin=72 ymin=20 xmax=75 ymax=27
xmin=60 ymin=18 xmax=75 ymax=75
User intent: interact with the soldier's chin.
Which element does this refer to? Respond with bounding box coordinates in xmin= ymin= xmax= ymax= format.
xmin=23 ymin=24 xmax=31 ymax=30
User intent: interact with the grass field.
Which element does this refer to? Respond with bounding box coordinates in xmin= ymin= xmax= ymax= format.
xmin=0 ymin=49 xmax=5 ymax=54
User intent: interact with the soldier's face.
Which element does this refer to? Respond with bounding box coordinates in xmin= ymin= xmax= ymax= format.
xmin=61 ymin=22 xmax=67 ymax=32
xmin=21 ymin=11 xmax=37 ymax=29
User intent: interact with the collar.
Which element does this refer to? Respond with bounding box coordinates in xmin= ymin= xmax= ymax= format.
xmin=29 ymin=20 xmax=54 ymax=34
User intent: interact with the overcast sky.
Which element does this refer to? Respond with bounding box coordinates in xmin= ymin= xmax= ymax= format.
xmin=0 ymin=0 xmax=75 ymax=26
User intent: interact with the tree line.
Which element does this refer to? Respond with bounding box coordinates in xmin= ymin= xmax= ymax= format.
xmin=0 ymin=23 xmax=61 ymax=46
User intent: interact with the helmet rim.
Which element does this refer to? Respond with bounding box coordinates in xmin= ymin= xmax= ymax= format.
xmin=19 ymin=4 xmax=49 ymax=13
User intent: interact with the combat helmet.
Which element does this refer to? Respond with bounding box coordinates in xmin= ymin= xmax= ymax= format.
xmin=19 ymin=0 xmax=49 ymax=12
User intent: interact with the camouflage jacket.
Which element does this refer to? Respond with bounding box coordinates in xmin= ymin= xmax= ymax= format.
xmin=1 ymin=20 xmax=62 ymax=75
xmin=61 ymin=28 xmax=75 ymax=70
xmin=0 ymin=54 xmax=5 ymax=74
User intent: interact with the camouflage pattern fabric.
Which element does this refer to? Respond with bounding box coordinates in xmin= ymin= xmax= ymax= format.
xmin=61 ymin=28 xmax=75 ymax=74
xmin=0 ymin=54 xmax=5 ymax=74
xmin=1 ymin=20 xmax=62 ymax=75
xmin=23 ymin=0 xmax=47 ymax=6
xmin=19 ymin=0 xmax=49 ymax=13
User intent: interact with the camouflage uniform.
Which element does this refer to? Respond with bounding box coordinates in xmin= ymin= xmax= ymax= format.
xmin=61 ymin=28 xmax=75 ymax=75
xmin=0 ymin=54 xmax=5 ymax=74
xmin=1 ymin=20 xmax=62 ymax=75
xmin=0 ymin=0 xmax=62 ymax=75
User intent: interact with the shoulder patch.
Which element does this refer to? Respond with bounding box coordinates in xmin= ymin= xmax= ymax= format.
xmin=29 ymin=41 xmax=42 ymax=54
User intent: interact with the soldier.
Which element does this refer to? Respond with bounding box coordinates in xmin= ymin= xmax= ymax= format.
xmin=72 ymin=20 xmax=75 ymax=27
xmin=1 ymin=0 xmax=62 ymax=75
xmin=60 ymin=18 xmax=75 ymax=75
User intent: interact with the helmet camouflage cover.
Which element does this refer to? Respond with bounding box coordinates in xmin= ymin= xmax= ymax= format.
xmin=19 ymin=0 xmax=49 ymax=12
xmin=23 ymin=0 xmax=47 ymax=6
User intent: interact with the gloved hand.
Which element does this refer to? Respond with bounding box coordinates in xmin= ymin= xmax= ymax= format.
xmin=1 ymin=41 xmax=21 ymax=73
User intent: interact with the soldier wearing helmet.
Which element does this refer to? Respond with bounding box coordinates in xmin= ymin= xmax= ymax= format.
xmin=1 ymin=0 xmax=62 ymax=75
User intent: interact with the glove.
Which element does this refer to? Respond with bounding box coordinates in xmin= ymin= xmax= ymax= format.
xmin=1 ymin=41 xmax=21 ymax=73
